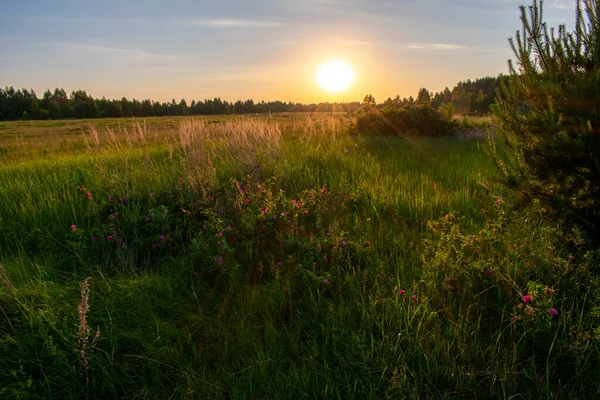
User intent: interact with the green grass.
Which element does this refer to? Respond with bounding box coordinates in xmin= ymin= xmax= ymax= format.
xmin=0 ymin=117 xmax=598 ymax=399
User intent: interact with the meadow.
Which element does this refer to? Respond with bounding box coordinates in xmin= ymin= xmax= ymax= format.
xmin=0 ymin=115 xmax=598 ymax=399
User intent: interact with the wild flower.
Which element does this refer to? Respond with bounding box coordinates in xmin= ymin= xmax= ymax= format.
xmin=108 ymin=196 xmax=113 ymax=201
xmin=280 ymin=212 xmax=285 ymax=217
xmin=277 ymin=261 xmax=283 ymax=266
xmin=193 ymin=271 xmax=199 ymax=277
xmin=226 ymin=225 xmax=232 ymax=231
xmin=398 ymin=289 xmax=405 ymax=295
xmin=91 ymin=236 xmax=97 ymax=243
xmin=144 ymin=216 xmax=150 ymax=222
xmin=217 ymin=256 xmax=224 ymax=263
xmin=341 ymin=241 xmax=347 ymax=247
xmin=148 ymin=193 xmax=153 ymax=199
xmin=445 ymin=214 xmax=449 ymax=219
xmin=71 ymin=224 xmax=77 ymax=230
xmin=321 ymin=188 xmax=328 ymax=195
xmin=85 ymin=192 xmax=92 ymax=200
xmin=159 ymin=235 xmax=165 ymax=241
xmin=365 ymin=240 xmax=371 ymax=246
xmin=523 ymin=295 xmax=531 ymax=303
xmin=245 ymin=198 xmax=251 ymax=204
xmin=549 ymin=308 xmax=558 ymax=317
xmin=107 ymin=235 xmax=114 ymax=241
xmin=485 ymin=270 xmax=493 ymax=277
xmin=178 ymin=177 xmax=184 ymax=183
xmin=217 ymin=241 xmax=223 ymax=246
xmin=324 ymin=279 xmax=330 ymax=285
xmin=412 ymin=295 xmax=417 ymax=301
xmin=218 ymin=231 xmax=224 ymax=237
xmin=494 ymin=200 xmax=499 ymax=205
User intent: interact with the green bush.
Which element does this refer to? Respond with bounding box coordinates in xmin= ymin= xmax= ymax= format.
xmin=355 ymin=104 xmax=456 ymax=137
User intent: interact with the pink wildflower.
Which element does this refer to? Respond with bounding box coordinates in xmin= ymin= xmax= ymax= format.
xmin=549 ymin=308 xmax=558 ymax=317
xmin=523 ymin=295 xmax=531 ymax=303
xmin=70 ymin=224 xmax=77 ymax=230
xmin=217 ymin=256 xmax=223 ymax=263
xmin=107 ymin=235 xmax=114 ymax=241
xmin=245 ymin=198 xmax=250 ymax=204
xmin=412 ymin=295 xmax=417 ymax=301
xmin=398 ymin=289 xmax=405 ymax=295
xmin=324 ymin=279 xmax=330 ymax=285
xmin=218 ymin=232 xmax=224 ymax=237
xmin=445 ymin=214 xmax=449 ymax=220
xmin=277 ymin=261 xmax=283 ymax=266
xmin=485 ymin=270 xmax=493 ymax=277
xmin=159 ymin=235 xmax=165 ymax=241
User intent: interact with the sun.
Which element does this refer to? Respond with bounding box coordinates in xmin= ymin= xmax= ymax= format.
xmin=315 ymin=60 xmax=354 ymax=93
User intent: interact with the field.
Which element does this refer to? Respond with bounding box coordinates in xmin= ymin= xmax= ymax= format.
xmin=1 ymin=115 xmax=598 ymax=399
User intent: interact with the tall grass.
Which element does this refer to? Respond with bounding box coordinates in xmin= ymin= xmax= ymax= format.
xmin=0 ymin=117 xmax=598 ymax=399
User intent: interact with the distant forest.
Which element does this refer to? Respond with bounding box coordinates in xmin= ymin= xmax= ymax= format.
xmin=0 ymin=75 xmax=507 ymax=121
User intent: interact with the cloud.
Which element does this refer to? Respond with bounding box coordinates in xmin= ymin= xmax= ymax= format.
xmin=548 ymin=0 xmax=576 ymax=9
xmin=189 ymin=19 xmax=283 ymax=29
xmin=58 ymin=42 xmax=185 ymax=64
xmin=408 ymin=43 xmax=469 ymax=50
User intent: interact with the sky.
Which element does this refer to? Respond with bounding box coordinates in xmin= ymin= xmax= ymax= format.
xmin=0 ymin=0 xmax=577 ymax=104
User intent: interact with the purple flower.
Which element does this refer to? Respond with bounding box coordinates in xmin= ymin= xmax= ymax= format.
xmin=217 ymin=241 xmax=223 ymax=246
xmin=218 ymin=231 xmax=224 ymax=237
xmin=193 ymin=271 xmax=199 ymax=277
xmin=178 ymin=177 xmax=184 ymax=183
xmin=523 ymin=295 xmax=531 ymax=303
xmin=485 ymin=270 xmax=493 ymax=277
xmin=91 ymin=236 xmax=97 ymax=243
xmin=341 ymin=241 xmax=347 ymax=247
xmin=277 ymin=261 xmax=283 ymax=266
xmin=324 ymin=279 xmax=330 ymax=285
xmin=494 ymin=200 xmax=499 ymax=205
xmin=398 ymin=289 xmax=405 ymax=295
xmin=70 ymin=224 xmax=77 ymax=230
xmin=145 ymin=216 xmax=150 ymax=222
xmin=549 ymin=308 xmax=558 ymax=317
xmin=226 ymin=225 xmax=232 ymax=231
xmin=107 ymin=235 xmax=114 ymax=241
xmin=149 ymin=193 xmax=153 ymax=199
xmin=109 ymin=196 xmax=113 ymax=201
xmin=217 ymin=256 xmax=223 ymax=263
xmin=159 ymin=235 xmax=165 ymax=241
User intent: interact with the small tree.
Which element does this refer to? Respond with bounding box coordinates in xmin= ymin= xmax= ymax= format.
xmin=489 ymin=0 xmax=600 ymax=241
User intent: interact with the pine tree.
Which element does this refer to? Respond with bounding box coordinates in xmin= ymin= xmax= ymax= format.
xmin=488 ymin=0 xmax=600 ymax=241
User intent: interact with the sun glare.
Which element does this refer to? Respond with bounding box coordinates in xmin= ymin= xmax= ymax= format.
xmin=316 ymin=60 xmax=354 ymax=93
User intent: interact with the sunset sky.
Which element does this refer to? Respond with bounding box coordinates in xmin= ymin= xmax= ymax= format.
xmin=1 ymin=0 xmax=576 ymax=103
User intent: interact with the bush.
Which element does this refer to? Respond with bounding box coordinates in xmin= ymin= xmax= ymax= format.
xmin=355 ymin=104 xmax=456 ymax=137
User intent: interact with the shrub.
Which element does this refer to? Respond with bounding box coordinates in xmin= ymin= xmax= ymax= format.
xmin=355 ymin=103 xmax=456 ymax=137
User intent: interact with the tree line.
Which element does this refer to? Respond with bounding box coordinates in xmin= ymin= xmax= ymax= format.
xmin=0 ymin=75 xmax=507 ymax=121
xmin=375 ymin=75 xmax=509 ymax=115
xmin=0 ymin=87 xmax=362 ymax=121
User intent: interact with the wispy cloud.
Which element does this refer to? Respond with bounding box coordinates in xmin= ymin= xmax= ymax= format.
xmin=189 ymin=19 xmax=283 ymax=29
xmin=59 ymin=42 xmax=185 ymax=64
xmin=408 ymin=43 xmax=469 ymax=50
xmin=548 ymin=0 xmax=575 ymax=9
